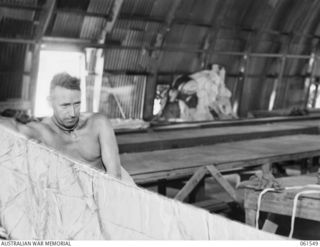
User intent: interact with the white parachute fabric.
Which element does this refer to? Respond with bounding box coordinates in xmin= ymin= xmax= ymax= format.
xmin=0 ymin=125 xmax=281 ymax=240
xmin=179 ymin=65 xmax=236 ymax=121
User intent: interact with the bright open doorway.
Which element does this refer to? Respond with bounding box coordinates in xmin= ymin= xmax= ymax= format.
xmin=34 ymin=50 xmax=86 ymax=117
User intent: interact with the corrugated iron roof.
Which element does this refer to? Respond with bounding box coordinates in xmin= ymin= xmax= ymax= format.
xmin=80 ymin=0 xmax=113 ymax=39
xmin=0 ymin=43 xmax=26 ymax=100
xmin=51 ymin=12 xmax=83 ymax=38
xmin=104 ymin=48 xmax=149 ymax=72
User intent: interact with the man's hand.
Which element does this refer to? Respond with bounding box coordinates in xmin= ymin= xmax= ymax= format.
xmin=95 ymin=114 xmax=122 ymax=180
xmin=0 ymin=226 xmax=8 ymax=239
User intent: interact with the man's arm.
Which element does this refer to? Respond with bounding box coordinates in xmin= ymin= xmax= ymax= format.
xmin=0 ymin=116 xmax=41 ymax=140
xmin=96 ymin=115 xmax=122 ymax=179
xmin=0 ymin=116 xmax=19 ymax=131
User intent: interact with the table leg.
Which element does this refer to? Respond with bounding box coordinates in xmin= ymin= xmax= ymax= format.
xmin=175 ymin=166 xmax=207 ymax=202
xmin=245 ymin=208 xmax=257 ymax=227
xmin=157 ymin=179 xmax=167 ymax=195
xmin=189 ymin=178 xmax=205 ymax=203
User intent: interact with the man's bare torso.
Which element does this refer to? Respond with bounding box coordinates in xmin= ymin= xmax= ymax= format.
xmin=30 ymin=113 xmax=105 ymax=171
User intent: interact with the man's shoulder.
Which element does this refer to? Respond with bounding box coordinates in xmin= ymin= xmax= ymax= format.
xmin=26 ymin=119 xmax=54 ymax=134
xmin=27 ymin=119 xmax=48 ymax=129
xmin=85 ymin=113 xmax=112 ymax=127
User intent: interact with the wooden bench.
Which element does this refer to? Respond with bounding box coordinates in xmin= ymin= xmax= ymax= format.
xmin=243 ymin=174 xmax=320 ymax=237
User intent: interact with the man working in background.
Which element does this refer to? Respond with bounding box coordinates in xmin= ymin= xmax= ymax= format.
xmin=0 ymin=72 xmax=133 ymax=183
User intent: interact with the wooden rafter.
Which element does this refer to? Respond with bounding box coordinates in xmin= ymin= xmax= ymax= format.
xmin=118 ymin=13 xmax=320 ymax=41
xmin=57 ymin=8 xmax=111 ymax=20
xmin=236 ymin=1 xmax=280 ymax=116
xmin=35 ymin=0 xmax=56 ymax=41
xmin=200 ymin=0 xmax=233 ymax=68
xmin=143 ymin=0 xmax=182 ymax=120
xmin=0 ymin=3 xmax=41 ymax=11
xmin=0 ymin=3 xmax=111 ymax=20
xmin=271 ymin=1 xmax=320 ymax=109
xmin=150 ymin=0 xmax=182 ymax=63
xmin=98 ymin=0 xmax=123 ymax=43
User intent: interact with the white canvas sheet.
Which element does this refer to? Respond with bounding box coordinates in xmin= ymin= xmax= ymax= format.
xmin=0 ymin=125 xmax=282 ymax=240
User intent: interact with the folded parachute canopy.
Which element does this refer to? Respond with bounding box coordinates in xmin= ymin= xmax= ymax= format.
xmin=0 ymin=124 xmax=282 ymax=240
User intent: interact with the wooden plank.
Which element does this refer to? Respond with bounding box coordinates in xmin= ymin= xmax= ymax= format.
xmin=174 ymin=167 xmax=207 ymax=202
xmin=206 ymin=165 xmax=238 ymax=202
xmin=244 ymin=175 xmax=320 ymax=223
xmin=123 ymin=135 xmax=320 ymax=175
xmin=151 ymin=115 xmax=320 ymax=131
xmin=115 ymin=115 xmax=320 ymax=135
xmin=245 ymin=191 xmax=320 ymax=222
xmin=118 ymin=123 xmax=319 ymax=153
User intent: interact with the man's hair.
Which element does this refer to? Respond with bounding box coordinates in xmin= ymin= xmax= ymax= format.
xmin=50 ymin=72 xmax=81 ymax=94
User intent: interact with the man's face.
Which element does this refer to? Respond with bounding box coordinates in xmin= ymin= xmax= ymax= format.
xmin=49 ymin=86 xmax=81 ymax=128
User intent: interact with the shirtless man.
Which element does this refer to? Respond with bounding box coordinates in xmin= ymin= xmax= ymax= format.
xmin=0 ymin=72 xmax=132 ymax=182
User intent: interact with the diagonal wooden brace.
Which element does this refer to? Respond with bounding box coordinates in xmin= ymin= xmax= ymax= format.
xmin=174 ymin=166 xmax=207 ymax=202
xmin=206 ymin=165 xmax=239 ymax=203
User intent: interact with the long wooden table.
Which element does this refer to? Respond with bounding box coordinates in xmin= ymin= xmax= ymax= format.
xmin=121 ymin=135 xmax=320 ymax=203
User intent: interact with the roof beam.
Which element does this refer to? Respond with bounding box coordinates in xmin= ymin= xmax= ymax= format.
xmin=150 ymin=0 xmax=182 ymax=59
xmin=0 ymin=3 xmax=41 ymax=11
xmin=0 ymin=37 xmax=35 ymax=44
xmin=119 ymin=14 xmax=320 ymax=41
xmin=0 ymin=36 xmax=316 ymax=60
xmin=98 ymin=0 xmax=123 ymax=43
xmin=200 ymin=0 xmax=233 ymax=68
xmin=57 ymin=8 xmax=111 ymax=20
xmin=35 ymin=0 xmax=56 ymax=41
xmin=0 ymin=3 xmax=111 ymax=20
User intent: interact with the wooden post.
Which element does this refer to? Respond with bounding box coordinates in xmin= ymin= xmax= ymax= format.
xmin=189 ymin=178 xmax=205 ymax=203
xmin=22 ymin=45 xmax=32 ymax=103
xmin=269 ymin=56 xmax=286 ymax=110
xmin=157 ymin=179 xmax=167 ymax=196
xmin=305 ymin=49 xmax=319 ymax=108
xmin=312 ymin=83 xmax=319 ymax=108
xmin=90 ymin=0 xmax=123 ymax=113
xmin=29 ymin=44 xmax=41 ymax=115
xmin=143 ymin=73 xmax=158 ymax=121
xmin=29 ymin=0 xmax=56 ymax=114
xmin=245 ymin=208 xmax=257 ymax=227
xmin=235 ymin=53 xmax=249 ymax=117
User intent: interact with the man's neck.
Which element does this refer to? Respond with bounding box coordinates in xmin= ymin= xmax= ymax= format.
xmin=51 ymin=116 xmax=79 ymax=133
